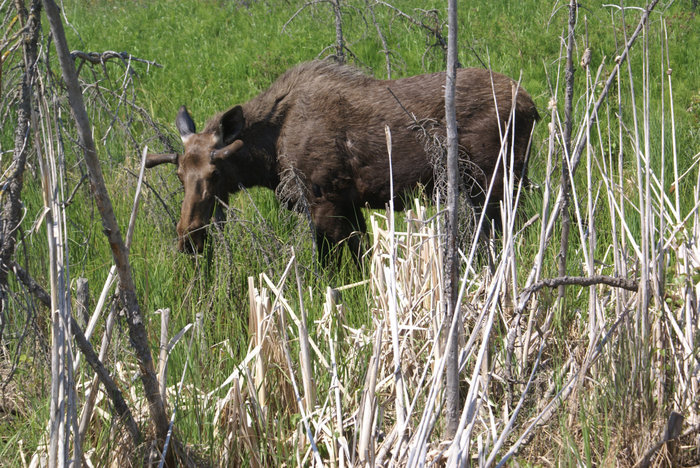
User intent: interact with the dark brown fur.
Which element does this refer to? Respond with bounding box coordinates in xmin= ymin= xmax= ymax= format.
xmin=147 ymin=61 xmax=539 ymax=260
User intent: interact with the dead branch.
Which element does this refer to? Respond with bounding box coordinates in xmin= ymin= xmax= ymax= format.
xmin=10 ymin=261 xmax=50 ymax=307
xmin=634 ymin=415 xmax=700 ymax=468
xmin=332 ymin=0 xmax=346 ymax=63
xmin=282 ymin=0 xmax=328 ymax=33
xmin=62 ymin=174 xmax=87 ymax=208
xmin=70 ymin=313 xmax=141 ymax=449
xmin=374 ymin=0 xmax=451 ymax=69
xmin=84 ymin=82 xmax=176 ymax=153
xmin=10 ymin=260 xmax=141 ymax=450
xmin=69 ymin=50 xmax=162 ymax=69
xmin=374 ymin=0 xmax=447 ymax=52
xmin=42 ymin=0 xmax=172 ymax=463
xmin=557 ymin=0 xmax=577 ymax=301
xmin=515 ymin=0 xmax=662 ymax=308
xmin=443 ymin=0 xmax=460 ymax=438
xmin=366 ymin=0 xmax=392 ymax=78
xmin=524 ymin=274 xmax=639 ymax=295
xmin=0 ymin=0 xmax=41 ymax=341
xmin=124 ymin=168 xmax=178 ymax=229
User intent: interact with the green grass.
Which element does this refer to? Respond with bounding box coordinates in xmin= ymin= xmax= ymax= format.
xmin=1 ymin=0 xmax=699 ymax=465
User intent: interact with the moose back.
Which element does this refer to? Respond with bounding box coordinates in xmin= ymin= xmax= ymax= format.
xmin=146 ymin=61 xmax=539 ymax=261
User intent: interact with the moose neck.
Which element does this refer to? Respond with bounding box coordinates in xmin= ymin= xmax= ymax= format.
xmin=229 ymin=88 xmax=293 ymax=190
xmin=235 ymin=118 xmax=281 ymax=190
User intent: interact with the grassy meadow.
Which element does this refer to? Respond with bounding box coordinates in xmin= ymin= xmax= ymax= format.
xmin=0 ymin=0 xmax=699 ymax=466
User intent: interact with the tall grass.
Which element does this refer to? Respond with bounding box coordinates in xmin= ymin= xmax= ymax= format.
xmin=1 ymin=0 xmax=699 ymax=466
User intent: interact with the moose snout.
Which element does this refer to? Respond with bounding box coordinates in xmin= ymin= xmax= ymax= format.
xmin=177 ymin=223 xmax=207 ymax=254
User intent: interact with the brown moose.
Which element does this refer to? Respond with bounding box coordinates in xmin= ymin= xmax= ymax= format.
xmin=146 ymin=60 xmax=539 ymax=262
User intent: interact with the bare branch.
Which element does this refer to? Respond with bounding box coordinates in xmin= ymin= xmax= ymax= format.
xmin=10 ymin=261 xmax=50 ymax=307
xmin=282 ymin=0 xmax=329 ymax=33
xmin=42 ymin=0 xmax=172 ymax=461
xmin=70 ymin=50 xmax=162 ymax=69
xmin=70 ymin=313 xmax=142 ymax=450
xmin=557 ymin=0 xmax=577 ymax=301
xmin=0 ymin=0 xmax=41 ymax=340
xmin=375 ymin=1 xmax=447 ymax=58
xmin=524 ymin=274 xmax=639 ymax=295
xmin=332 ymin=0 xmax=345 ymax=64
xmin=634 ymin=415 xmax=700 ymax=468
xmin=366 ymin=0 xmax=392 ymax=78
xmin=9 ymin=261 xmax=141 ymax=450
xmin=443 ymin=0 xmax=460 ymax=438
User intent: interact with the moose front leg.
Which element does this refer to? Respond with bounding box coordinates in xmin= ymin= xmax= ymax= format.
xmin=345 ymin=203 xmax=367 ymax=267
xmin=311 ymin=200 xmax=367 ymax=268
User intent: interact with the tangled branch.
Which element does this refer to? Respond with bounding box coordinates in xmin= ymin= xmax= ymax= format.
xmin=523 ymin=274 xmax=639 ymax=295
xmin=70 ymin=50 xmax=162 ymax=69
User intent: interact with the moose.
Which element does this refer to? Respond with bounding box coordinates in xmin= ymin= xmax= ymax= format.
xmin=146 ymin=60 xmax=539 ymax=262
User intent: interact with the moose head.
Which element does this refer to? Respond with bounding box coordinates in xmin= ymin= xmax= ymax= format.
xmin=146 ymin=106 xmax=245 ymax=253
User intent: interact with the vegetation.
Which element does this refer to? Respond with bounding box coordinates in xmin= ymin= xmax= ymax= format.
xmin=0 ymin=0 xmax=698 ymax=466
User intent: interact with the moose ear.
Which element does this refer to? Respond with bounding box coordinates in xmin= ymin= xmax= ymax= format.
xmin=176 ymin=105 xmax=196 ymax=141
xmin=219 ymin=106 xmax=245 ymax=146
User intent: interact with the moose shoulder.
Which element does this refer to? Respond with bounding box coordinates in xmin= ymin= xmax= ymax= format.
xmin=146 ymin=60 xmax=539 ymax=261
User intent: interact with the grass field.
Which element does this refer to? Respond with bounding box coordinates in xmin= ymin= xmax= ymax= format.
xmin=1 ymin=0 xmax=699 ymax=466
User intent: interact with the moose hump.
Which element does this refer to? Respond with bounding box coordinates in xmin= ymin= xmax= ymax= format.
xmin=146 ymin=60 xmax=539 ymax=262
